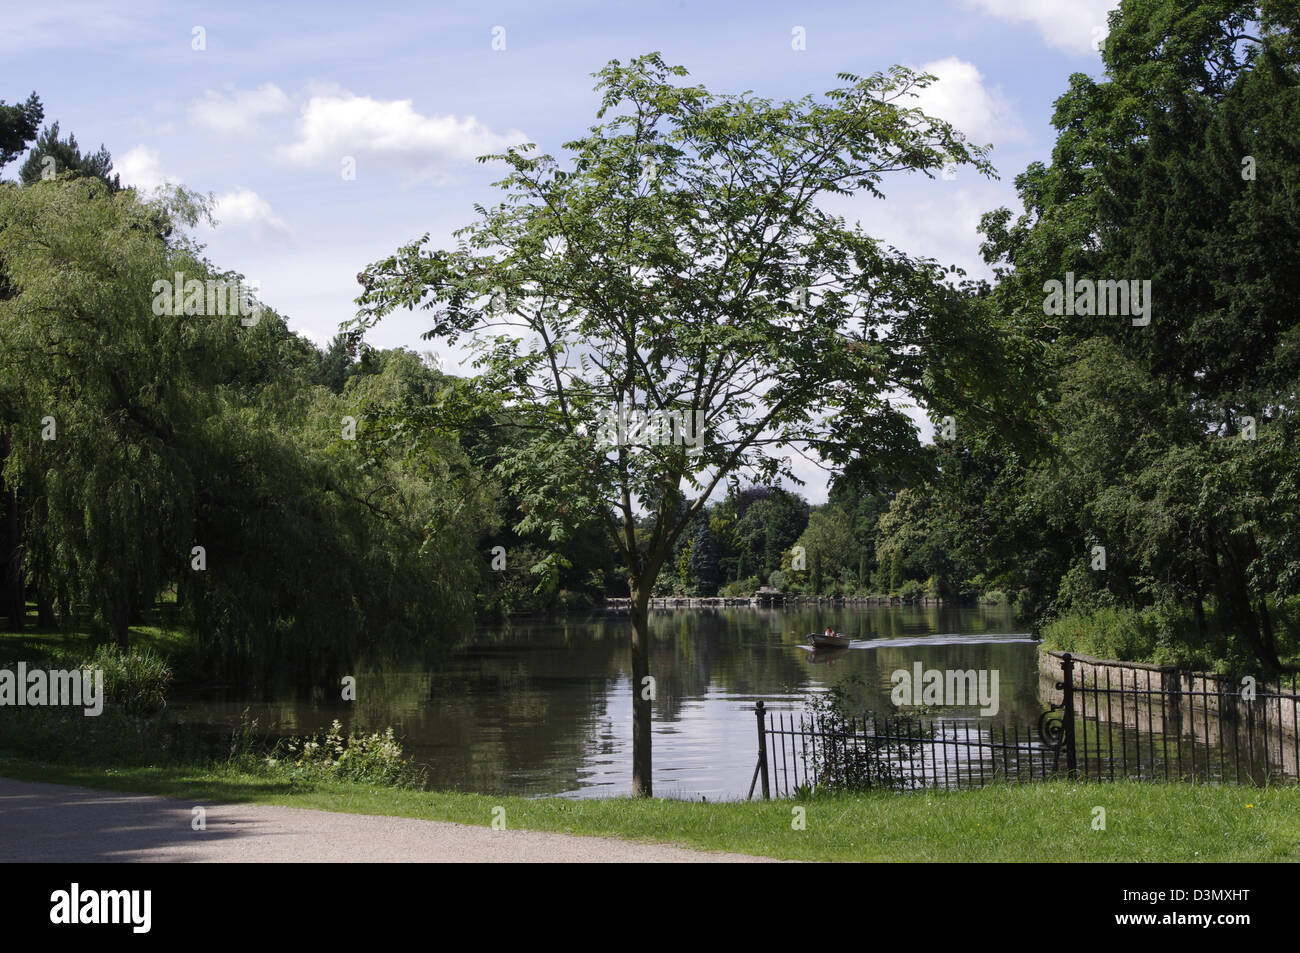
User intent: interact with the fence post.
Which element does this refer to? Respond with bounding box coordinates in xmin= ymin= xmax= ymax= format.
xmin=1062 ymin=653 xmax=1077 ymax=778
xmin=755 ymin=700 xmax=771 ymax=800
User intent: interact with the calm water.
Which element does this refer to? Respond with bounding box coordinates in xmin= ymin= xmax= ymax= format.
xmin=175 ymin=604 xmax=1039 ymax=799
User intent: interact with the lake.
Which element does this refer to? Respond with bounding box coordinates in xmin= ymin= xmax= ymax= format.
xmin=174 ymin=603 xmax=1038 ymax=800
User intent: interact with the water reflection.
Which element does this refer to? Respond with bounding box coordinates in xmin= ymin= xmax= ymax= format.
xmin=174 ymin=604 xmax=1034 ymax=799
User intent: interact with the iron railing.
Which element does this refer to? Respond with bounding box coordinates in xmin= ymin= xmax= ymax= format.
xmin=750 ymin=653 xmax=1300 ymax=798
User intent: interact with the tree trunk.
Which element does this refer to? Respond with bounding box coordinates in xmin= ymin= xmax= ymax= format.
xmin=35 ymin=579 xmax=55 ymax=628
xmin=629 ymin=587 xmax=653 ymax=797
xmin=113 ymin=589 xmax=130 ymax=651
xmin=1212 ymin=535 xmax=1272 ymax=672
xmin=1257 ymin=596 xmax=1281 ymax=673
xmin=2 ymin=482 xmax=23 ymax=631
xmin=1191 ymin=562 xmax=1208 ymax=642
xmin=1246 ymin=530 xmax=1282 ymax=673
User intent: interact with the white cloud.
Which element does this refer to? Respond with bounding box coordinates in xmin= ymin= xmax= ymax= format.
xmin=276 ymin=92 xmax=527 ymax=173
xmin=962 ymin=0 xmax=1119 ymax=55
xmin=911 ymin=57 xmax=1025 ymax=146
xmin=212 ymin=188 xmax=289 ymax=234
xmin=189 ymin=83 xmax=290 ymax=133
xmin=824 ymin=181 xmax=1012 ymax=289
xmin=117 ymin=145 xmax=177 ymax=192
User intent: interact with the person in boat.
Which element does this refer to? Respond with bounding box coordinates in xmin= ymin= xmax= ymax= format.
xmin=823 ymin=626 xmax=837 ymax=638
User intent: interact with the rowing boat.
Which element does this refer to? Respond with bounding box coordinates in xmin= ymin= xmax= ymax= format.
xmin=807 ymin=633 xmax=851 ymax=649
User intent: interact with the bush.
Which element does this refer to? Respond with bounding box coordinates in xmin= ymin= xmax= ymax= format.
xmin=719 ymin=576 xmax=760 ymax=597
xmin=1040 ymin=607 xmax=1156 ymax=661
xmin=1043 ymin=597 xmax=1300 ymax=671
xmin=802 ymin=677 xmax=930 ymax=793
xmin=267 ymin=720 xmax=419 ymax=788
xmin=899 ymin=579 xmax=924 ymax=602
xmin=81 ymin=645 xmax=173 ymax=716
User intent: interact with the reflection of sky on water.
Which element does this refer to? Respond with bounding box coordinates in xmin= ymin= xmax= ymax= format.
xmin=561 ymin=626 xmax=1038 ymax=801
xmin=174 ymin=605 xmax=1038 ymax=800
xmin=566 ymin=677 xmax=781 ymax=801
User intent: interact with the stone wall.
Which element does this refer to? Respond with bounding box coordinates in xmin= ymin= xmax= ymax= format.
xmin=1039 ymin=648 xmax=1299 ymax=776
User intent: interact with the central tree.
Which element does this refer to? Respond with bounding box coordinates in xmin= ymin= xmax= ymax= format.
xmin=353 ymin=54 xmax=1023 ymax=795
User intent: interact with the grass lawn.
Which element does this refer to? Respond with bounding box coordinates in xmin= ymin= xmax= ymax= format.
xmin=0 ymin=612 xmax=195 ymax=677
xmin=1 ymin=755 xmax=1295 ymax=861
xmin=0 ymin=625 xmax=187 ymax=657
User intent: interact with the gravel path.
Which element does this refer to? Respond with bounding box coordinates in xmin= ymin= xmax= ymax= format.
xmin=0 ymin=777 xmax=775 ymax=863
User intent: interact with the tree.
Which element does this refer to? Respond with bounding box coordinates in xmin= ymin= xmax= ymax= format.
xmin=687 ymin=519 xmax=721 ymax=594
xmin=0 ymin=176 xmax=491 ymax=668
xmin=733 ymin=494 xmax=808 ymax=580
xmin=19 ymin=123 xmax=121 ymax=192
xmin=0 ymin=93 xmax=42 ymax=171
xmin=353 ymin=53 xmax=1023 ymax=795
xmin=793 ymin=506 xmax=859 ymax=594
xmin=309 ymin=333 xmax=359 ymax=393
xmin=0 ymin=92 xmax=44 ymax=624
xmin=184 ymin=345 xmax=493 ymax=687
xmin=0 ymin=179 xmax=214 ymax=643
xmin=971 ymin=0 xmax=1300 ymax=669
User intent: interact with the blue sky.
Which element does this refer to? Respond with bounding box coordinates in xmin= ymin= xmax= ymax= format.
xmin=3 ymin=0 xmax=1119 ymax=500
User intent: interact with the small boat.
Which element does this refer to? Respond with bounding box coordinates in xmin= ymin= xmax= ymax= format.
xmin=807 ymin=633 xmax=851 ymax=649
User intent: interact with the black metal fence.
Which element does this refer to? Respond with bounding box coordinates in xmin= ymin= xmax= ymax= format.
xmin=749 ymin=653 xmax=1300 ymax=798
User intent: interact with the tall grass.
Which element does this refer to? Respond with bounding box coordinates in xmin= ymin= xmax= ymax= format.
xmin=81 ymin=645 xmax=173 ymax=716
xmin=1041 ymin=607 xmax=1163 ymax=662
xmin=1040 ymin=599 xmax=1300 ymax=670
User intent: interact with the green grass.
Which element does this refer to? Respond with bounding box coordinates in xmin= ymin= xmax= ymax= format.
xmin=1040 ymin=603 xmax=1300 ymax=671
xmin=0 ymin=755 xmax=1295 ymax=861
xmin=0 ymin=624 xmax=189 ymax=662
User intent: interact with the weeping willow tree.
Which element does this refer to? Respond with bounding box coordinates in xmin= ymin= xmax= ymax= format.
xmin=183 ymin=346 xmax=495 ymax=690
xmin=0 ymin=176 xmax=492 ymax=684
xmin=0 ymin=177 xmax=206 ymax=644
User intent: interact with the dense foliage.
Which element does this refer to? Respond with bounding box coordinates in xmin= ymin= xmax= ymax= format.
xmin=0 ymin=171 xmax=506 ymax=689
xmin=1 ymin=0 xmax=1296 ymax=804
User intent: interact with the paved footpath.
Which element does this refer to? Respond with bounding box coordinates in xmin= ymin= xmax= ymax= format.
xmin=0 ymin=777 xmax=775 ymax=863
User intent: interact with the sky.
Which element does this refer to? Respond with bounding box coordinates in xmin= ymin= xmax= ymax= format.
xmin=2 ymin=0 xmax=1119 ymax=502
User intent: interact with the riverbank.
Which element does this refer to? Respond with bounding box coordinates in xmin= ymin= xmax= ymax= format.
xmin=1 ymin=756 xmax=1294 ymax=861
xmin=601 ymin=594 xmax=951 ymax=611
xmin=1040 ymin=604 xmax=1300 ymax=672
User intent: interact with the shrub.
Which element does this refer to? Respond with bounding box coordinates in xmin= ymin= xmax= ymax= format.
xmin=801 ymin=677 xmax=930 ymax=794
xmin=1043 ymin=598 xmax=1300 ymax=671
xmin=1041 ymin=607 xmax=1162 ymax=662
xmin=719 ymin=576 xmax=760 ymax=597
xmin=81 ymin=645 xmax=173 ymax=716
xmin=268 ymin=720 xmax=419 ymax=788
